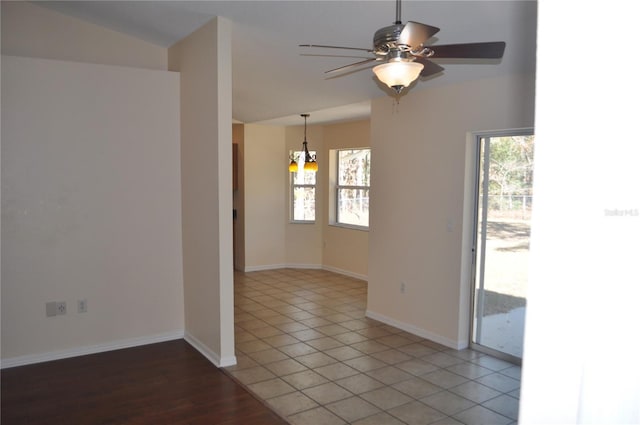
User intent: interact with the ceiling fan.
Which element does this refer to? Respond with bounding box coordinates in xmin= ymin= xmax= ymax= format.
xmin=300 ymin=0 xmax=506 ymax=95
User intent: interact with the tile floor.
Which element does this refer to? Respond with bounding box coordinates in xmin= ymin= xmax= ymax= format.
xmin=225 ymin=268 xmax=521 ymax=425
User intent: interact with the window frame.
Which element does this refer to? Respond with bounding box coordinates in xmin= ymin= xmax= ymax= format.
xmin=289 ymin=150 xmax=317 ymax=224
xmin=332 ymin=148 xmax=371 ymax=230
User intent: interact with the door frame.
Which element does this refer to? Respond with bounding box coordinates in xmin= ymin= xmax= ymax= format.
xmin=463 ymin=128 xmax=534 ymax=365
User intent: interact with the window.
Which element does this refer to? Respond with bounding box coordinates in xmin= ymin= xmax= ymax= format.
xmin=290 ymin=150 xmax=316 ymax=222
xmin=335 ymin=149 xmax=370 ymax=228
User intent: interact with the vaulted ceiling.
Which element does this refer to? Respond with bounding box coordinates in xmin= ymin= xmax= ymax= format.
xmin=36 ymin=1 xmax=537 ymax=125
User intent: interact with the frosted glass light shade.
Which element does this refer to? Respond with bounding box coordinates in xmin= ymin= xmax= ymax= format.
xmin=372 ymin=61 xmax=424 ymax=90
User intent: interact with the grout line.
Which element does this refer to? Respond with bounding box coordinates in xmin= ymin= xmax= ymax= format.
xmin=232 ymin=269 xmax=520 ymax=424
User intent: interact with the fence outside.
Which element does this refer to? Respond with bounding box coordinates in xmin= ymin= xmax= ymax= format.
xmin=484 ymin=194 xmax=533 ymax=220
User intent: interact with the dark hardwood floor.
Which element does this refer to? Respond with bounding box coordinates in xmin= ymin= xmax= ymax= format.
xmin=1 ymin=339 xmax=288 ymax=425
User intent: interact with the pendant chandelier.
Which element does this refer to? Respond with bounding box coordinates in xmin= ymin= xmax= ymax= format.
xmin=288 ymin=113 xmax=318 ymax=173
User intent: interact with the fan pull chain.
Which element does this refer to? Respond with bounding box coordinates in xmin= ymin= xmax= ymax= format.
xmin=391 ymin=96 xmax=401 ymax=114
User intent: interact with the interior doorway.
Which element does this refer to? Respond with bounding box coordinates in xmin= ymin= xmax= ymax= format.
xmin=470 ymin=130 xmax=534 ymax=362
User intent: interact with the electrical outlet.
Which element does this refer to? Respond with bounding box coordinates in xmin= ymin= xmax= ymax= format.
xmin=56 ymin=301 xmax=67 ymax=315
xmin=400 ymin=282 xmax=406 ymax=294
xmin=78 ymin=299 xmax=88 ymax=313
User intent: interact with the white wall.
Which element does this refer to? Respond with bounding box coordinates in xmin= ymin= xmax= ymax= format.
xmin=368 ymin=74 xmax=535 ymax=348
xmin=242 ymin=120 xmax=370 ymax=278
xmin=244 ymin=124 xmax=288 ymax=269
xmin=239 ymin=121 xmax=370 ymax=279
xmin=284 ymin=124 xmax=324 ymax=269
xmin=2 ymin=2 xmax=236 ymax=368
xmin=322 ymin=120 xmax=370 ymax=279
xmin=1 ymin=56 xmax=183 ymax=365
xmin=519 ymin=2 xmax=640 ymax=423
xmin=1 ymin=2 xmax=167 ymax=70
xmin=168 ymin=18 xmax=235 ymax=367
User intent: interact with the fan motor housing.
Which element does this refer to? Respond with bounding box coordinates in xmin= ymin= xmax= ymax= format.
xmin=373 ymin=24 xmax=405 ymax=54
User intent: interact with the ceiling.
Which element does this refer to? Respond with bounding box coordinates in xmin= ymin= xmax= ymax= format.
xmin=36 ymin=1 xmax=537 ymax=126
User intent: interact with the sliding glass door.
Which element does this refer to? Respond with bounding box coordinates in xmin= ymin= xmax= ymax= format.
xmin=471 ymin=131 xmax=534 ymax=361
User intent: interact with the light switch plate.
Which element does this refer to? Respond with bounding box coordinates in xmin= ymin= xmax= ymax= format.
xmin=46 ymin=302 xmax=58 ymax=317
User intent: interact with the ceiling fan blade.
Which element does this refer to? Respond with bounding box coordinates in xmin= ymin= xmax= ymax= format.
xmin=325 ymin=58 xmax=379 ymax=74
xmin=398 ymin=21 xmax=440 ymax=48
xmin=429 ymin=41 xmax=506 ymax=59
xmin=413 ymin=57 xmax=445 ymax=77
xmin=301 ymin=54 xmax=376 ymax=60
xmin=300 ymin=44 xmax=374 ymax=53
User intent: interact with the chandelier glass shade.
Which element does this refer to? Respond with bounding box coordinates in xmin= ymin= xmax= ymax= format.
xmin=288 ymin=158 xmax=298 ymax=173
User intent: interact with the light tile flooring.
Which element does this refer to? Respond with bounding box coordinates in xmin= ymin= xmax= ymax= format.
xmin=225 ymin=269 xmax=521 ymax=425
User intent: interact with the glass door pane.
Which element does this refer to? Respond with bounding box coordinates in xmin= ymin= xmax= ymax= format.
xmin=472 ymin=133 xmax=534 ymax=360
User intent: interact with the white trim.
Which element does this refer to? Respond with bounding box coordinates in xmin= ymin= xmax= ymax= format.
xmin=243 ymin=263 xmax=321 ymax=272
xmin=243 ymin=263 xmax=289 ymax=272
xmin=0 ymin=330 xmax=184 ymax=369
xmin=460 ymin=132 xmax=480 ymax=349
xmin=332 ymin=148 xmax=372 ymax=230
xmin=464 ymin=128 xmax=534 ymax=351
xmin=287 ymin=263 xmax=323 ymax=270
xmin=322 ymin=265 xmax=367 ymax=281
xmin=328 ymin=223 xmax=369 ymax=232
xmin=467 ymin=128 xmax=535 ymax=141
xmin=242 ymin=263 xmax=367 ymax=282
xmin=184 ymin=331 xmax=237 ymax=368
xmin=365 ymin=310 xmax=467 ymax=350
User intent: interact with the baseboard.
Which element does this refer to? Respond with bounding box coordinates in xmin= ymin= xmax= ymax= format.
xmin=322 ymin=265 xmax=367 ymax=281
xmin=365 ymin=310 xmax=467 ymax=350
xmin=287 ymin=263 xmax=323 ymax=270
xmin=242 ymin=263 xmax=367 ymax=281
xmin=243 ymin=263 xmax=288 ymax=272
xmin=184 ymin=332 xmax=237 ymax=368
xmin=0 ymin=330 xmax=185 ymax=369
xmin=243 ymin=263 xmax=321 ymax=272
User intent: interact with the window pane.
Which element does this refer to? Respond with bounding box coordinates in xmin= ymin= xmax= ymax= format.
xmin=293 ymin=186 xmax=315 ymax=221
xmin=338 ymin=150 xmax=370 ymax=186
xmin=292 ymin=151 xmax=316 ymax=185
xmin=338 ymin=188 xmax=369 ymax=227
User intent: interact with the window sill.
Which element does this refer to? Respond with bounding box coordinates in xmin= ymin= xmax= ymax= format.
xmin=329 ymin=223 xmax=369 ymax=232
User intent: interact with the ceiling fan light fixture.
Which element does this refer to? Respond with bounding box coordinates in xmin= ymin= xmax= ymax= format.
xmin=301 ymin=0 xmax=506 ymax=97
xmin=372 ymin=60 xmax=424 ymax=94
